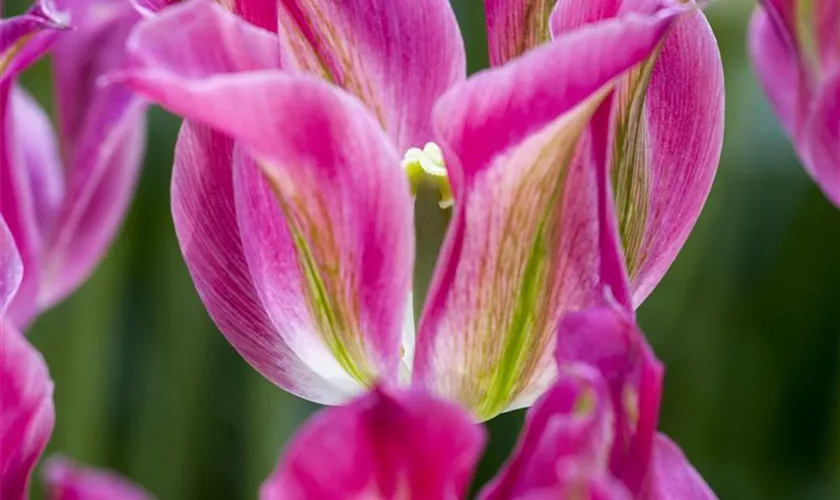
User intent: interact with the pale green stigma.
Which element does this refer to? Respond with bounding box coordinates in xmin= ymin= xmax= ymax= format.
xmin=401 ymin=142 xmax=453 ymax=209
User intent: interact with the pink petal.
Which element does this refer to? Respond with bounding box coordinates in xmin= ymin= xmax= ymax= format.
xmin=260 ymin=386 xmax=484 ymax=499
xmin=229 ymin=77 xmax=414 ymax=390
xmin=748 ymin=4 xmax=808 ymax=140
xmin=275 ymin=0 xmax=465 ymax=151
xmin=1 ymin=88 xmax=63 ymax=327
xmin=122 ymin=4 xmax=416 ymax=393
xmin=0 ymin=0 xmax=69 ymax=88
xmin=130 ymin=0 xmax=277 ymax=31
xmin=0 ymin=216 xmax=23 ymax=314
xmin=37 ymin=0 xmax=146 ymax=309
xmin=480 ymin=368 xmax=628 ymax=499
xmin=119 ymin=0 xmax=283 ymax=100
xmin=0 ymin=324 xmax=55 ymax=500
xmin=413 ymin=9 xmax=682 ymax=421
xmin=641 ymin=434 xmax=716 ymax=500
xmin=803 ymin=71 xmax=840 ymax=207
xmin=43 ymin=456 xmax=154 ymax=500
xmin=552 ymin=3 xmax=725 ymax=305
xmin=172 ymin=123 xmax=352 ymax=404
xmin=814 ymin=0 xmax=839 ymax=74
xmin=555 ymin=306 xmax=663 ymax=495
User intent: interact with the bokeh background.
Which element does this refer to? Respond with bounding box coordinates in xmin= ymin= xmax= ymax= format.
xmin=10 ymin=0 xmax=839 ymax=498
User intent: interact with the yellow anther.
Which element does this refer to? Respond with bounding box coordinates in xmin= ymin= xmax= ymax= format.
xmin=401 ymin=142 xmax=453 ymax=209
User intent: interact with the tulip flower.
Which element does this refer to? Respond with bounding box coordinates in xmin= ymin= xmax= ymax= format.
xmin=0 ymin=217 xmax=55 ymax=500
xmin=118 ymin=0 xmax=720 ymax=420
xmin=487 ymin=0 xmax=725 ymax=303
xmin=0 ymin=0 xmax=147 ymax=328
xmin=260 ymin=305 xmax=715 ymax=499
xmin=749 ymin=0 xmax=840 ymax=207
xmin=43 ymin=456 xmax=153 ymax=500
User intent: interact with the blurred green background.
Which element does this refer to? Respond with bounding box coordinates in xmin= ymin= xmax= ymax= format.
xmin=11 ymin=0 xmax=839 ymax=498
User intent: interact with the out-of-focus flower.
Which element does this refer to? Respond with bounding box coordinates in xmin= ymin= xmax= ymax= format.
xmin=0 ymin=0 xmax=147 ymax=328
xmin=118 ymin=0 xmax=720 ymax=420
xmin=750 ymin=0 xmax=839 ymax=206
xmin=259 ymin=306 xmax=715 ymax=500
xmin=42 ymin=456 xmax=153 ymax=500
xmin=0 ymin=217 xmax=55 ymax=500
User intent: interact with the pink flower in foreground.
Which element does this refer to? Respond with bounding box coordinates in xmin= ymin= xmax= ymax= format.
xmin=42 ymin=456 xmax=152 ymax=500
xmin=749 ymin=0 xmax=840 ymax=206
xmin=0 ymin=0 xmax=147 ymax=328
xmin=259 ymin=306 xmax=716 ymax=500
xmin=118 ymin=0 xmax=722 ymax=420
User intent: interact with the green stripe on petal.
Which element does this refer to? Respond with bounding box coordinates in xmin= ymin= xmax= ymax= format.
xmin=262 ymin=166 xmax=374 ymax=386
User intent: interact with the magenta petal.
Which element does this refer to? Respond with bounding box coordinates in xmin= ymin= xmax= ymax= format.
xmin=1 ymin=88 xmax=64 ymax=326
xmin=275 ymin=0 xmax=465 ymax=150
xmin=36 ymin=0 xmax=146 ymax=309
xmin=260 ymin=386 xmax=484 ymax=499
xmin=803 ymin=71 xmax=840 ymax=207
xmin=0 ymin=216 xmax=23 ymax=314
xmin=413 ymin=10 xmax=681 ymax=420
xmin=43 ymin=456 xmax=153 ymax=500
xmin=0 ymin=324 xmax=55 ymax=500
xmin=555 ymin=306 xmax=663 ymax=494
xmin=0 ymin=0 xmax=69 ymax=87
xmin=552 ymin=3 xmax=725 ymax=305
xmin=641 ymin=434 xmax=717 ymax=500
xmin=228 ymin=78 xmax=414 ymax=389
xmin=171 ymin=123 xmax=351 ymax=404
xmin=479 ymin=368 xmax=628 ymax=500
xmin=625 ymin=10 xmax=724 ymax=304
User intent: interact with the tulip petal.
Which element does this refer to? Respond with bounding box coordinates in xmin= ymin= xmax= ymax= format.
xmin=36 ymin=0 xmax=146 ymax=309
xmin=125 ymin=8 xmax=417 ymax=398
xmin=131 ymin=0 xmax=277 ymax=31
xmin=803 ymin=71 xmax=840 ymax=206
xmin=274 ymin=0 xmax=465 ymax=150
xmin=748 ymin=4 xmax=808 ymax=140
xmin=260 ymin=386 xmax=484 ymax=499
xmin=1 ymin=216 xmax=23 ymax=314
xmin=484 ymin=0 xmax=569 ymax=66
xmin=0 ymin=0 xmax=68 ymax=87
xmin=555 ymin=306 xmax=663 ymax=495
xmin=229 ymin=78 xmax=413 ymax=389
xmin=1 ymin=88 xmax=64 ymax=326
xmin=642 ymin=434 xmax=717 ymax=500
xmin=172 ymin=123 xmax=351 ymax=404
xmin=43 ymin=456 xmax=154 ymax=500
xmin=480 ymin=367 xmax=628 ymax=499
xmin=413 ymin=10 xmax=682 ymax=421
xmin=552 ymin=3 xmax=725 ymax=305
xmin=0 ymin=324 xmax=55 ymax=500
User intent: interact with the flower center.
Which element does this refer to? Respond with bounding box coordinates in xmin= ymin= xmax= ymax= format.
xmin=401 ymin=142 xmax=453 ymax=209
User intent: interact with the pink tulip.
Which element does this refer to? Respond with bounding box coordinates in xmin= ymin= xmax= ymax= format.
xmin=0 ymin=0 xmax=147 ymax=328
xmin=0 ymin=217 xmax=55 ymax=500
xmin=260 ymin=306 xmax=715 ymax=499
xmin=118 ymin=0 xmax=722 ymax=420
xmin=42 ymin=456 xmax=153 ymax=500
xmin=749 ymin=0 xmax=839 ymax=207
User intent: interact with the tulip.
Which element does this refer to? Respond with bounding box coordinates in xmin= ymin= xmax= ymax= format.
xmin=43 ymin=456 xmax=153 ymax=500
xmin=260 ymin=305 xmax=716 ymax=499
xmin=749 ymin=0 xmax=840 ymax=207
xmin=118 ymin=0 xmax=720 ymax=420
xmin=0 ymin=217 xmax=55 ymax=500
xmin=0 ymin=0 xmax=147 ymax=328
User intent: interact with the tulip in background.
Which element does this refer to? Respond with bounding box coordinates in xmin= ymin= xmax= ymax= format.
xmin=749 ymin=0 xmax=840 ymax=207
xmin=118 ymin=0 xmax=723 ymax=421
xmin=0 ymin=0 xmax=147 ymax=329
xmin=1 ymin=0 xmax=147 ymax=498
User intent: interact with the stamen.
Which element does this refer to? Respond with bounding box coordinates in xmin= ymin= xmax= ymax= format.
xmin=401 ymin=142 xmax=453 ymax=209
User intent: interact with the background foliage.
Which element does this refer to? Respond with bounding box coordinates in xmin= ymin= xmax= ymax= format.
xmin=11 ymin=0 xmax=839 ymax=498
